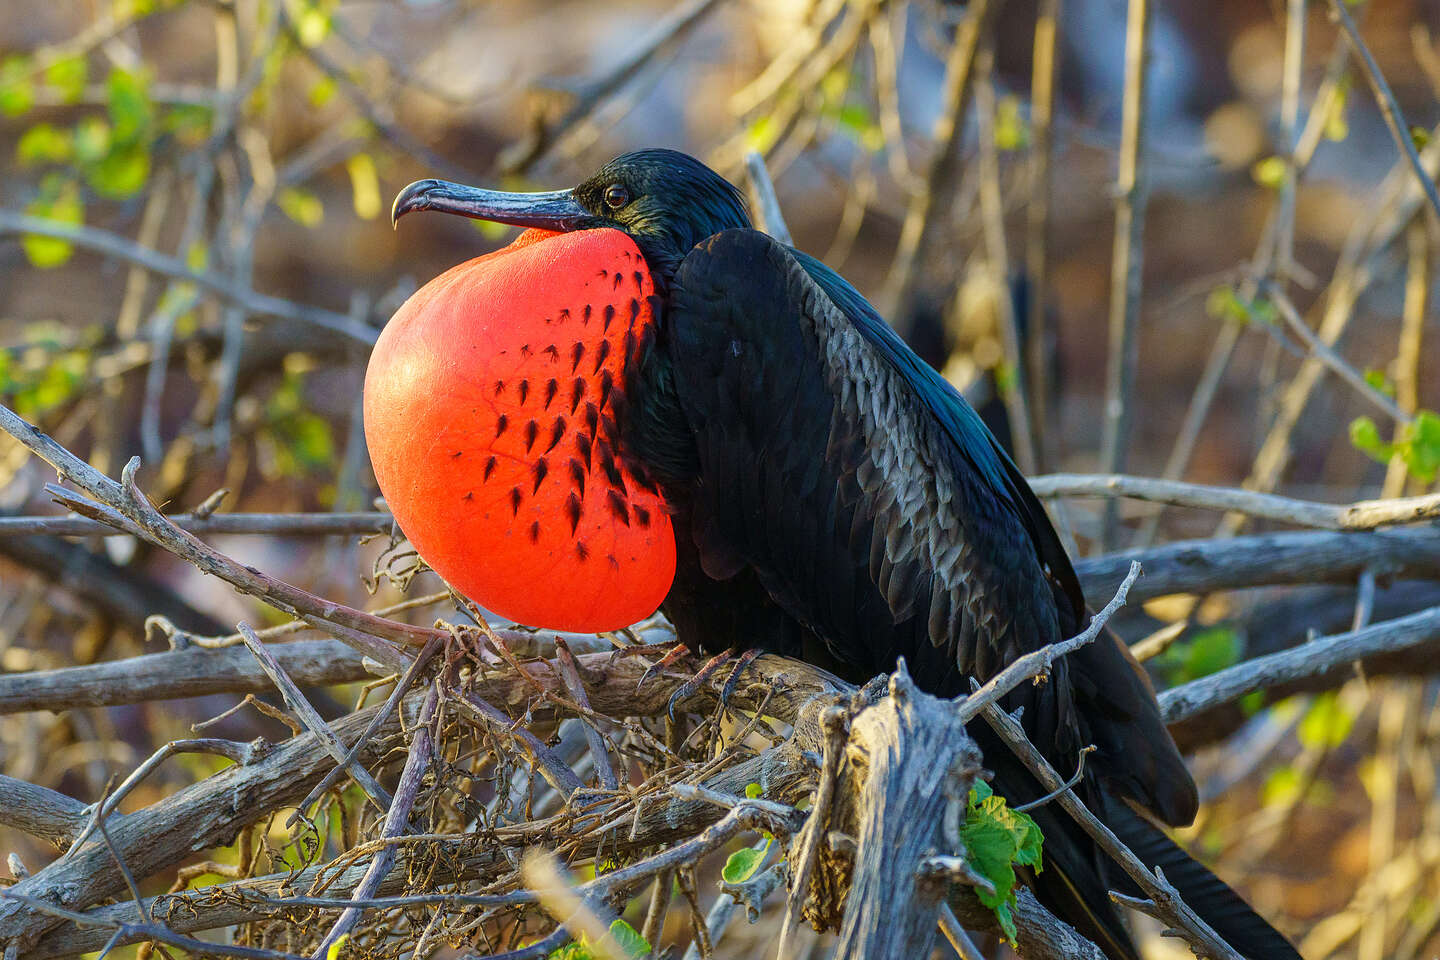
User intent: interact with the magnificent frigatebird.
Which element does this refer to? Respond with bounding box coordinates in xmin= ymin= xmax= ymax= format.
xmin=372 ymin=148 xmax=1300 ymax=960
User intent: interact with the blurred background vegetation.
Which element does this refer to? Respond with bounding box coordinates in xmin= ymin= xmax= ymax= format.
xmin=2 ymin=0 xmax=1440 ymax=957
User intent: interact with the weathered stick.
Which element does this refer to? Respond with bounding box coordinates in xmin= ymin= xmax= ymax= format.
xmin=1096 ymin=0 xmax=1151 ymax=550
xmin=0 ymin=511 xmax=391 ymax=538
xmin=1159 ymin=604 xmax=1440 ymax=723
xmin=1031 ymin=473 xmax=1440 ymax=531
xmin=830 ymin=666 xmax=984 ymax=959
xmin=310 ymin=682 xmax=439 ymax=959
xmin=0 ymin=777 xmax=90 ymax=848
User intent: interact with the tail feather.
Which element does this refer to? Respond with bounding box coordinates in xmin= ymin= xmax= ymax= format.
xmin=1104 ymin=797 xmax=1302 ymax=960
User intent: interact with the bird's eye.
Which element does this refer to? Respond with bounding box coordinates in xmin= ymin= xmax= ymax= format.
xmin=604 ymin=184 xmax=631 ymax=209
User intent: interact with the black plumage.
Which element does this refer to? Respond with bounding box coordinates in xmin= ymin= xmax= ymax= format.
xmin=392 ymin=149 xmax=1300 ymax=960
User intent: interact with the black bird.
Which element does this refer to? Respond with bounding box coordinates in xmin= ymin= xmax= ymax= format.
xmin=389 ymin=148 xmax=1300 ymax=960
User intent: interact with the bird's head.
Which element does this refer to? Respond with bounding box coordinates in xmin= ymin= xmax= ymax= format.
xmin=392 ymin=149 xmax=751 ymax=279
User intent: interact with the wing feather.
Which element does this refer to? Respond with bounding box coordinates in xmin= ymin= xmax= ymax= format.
xmin=666 ymin=228 xmax=1196 ymax=825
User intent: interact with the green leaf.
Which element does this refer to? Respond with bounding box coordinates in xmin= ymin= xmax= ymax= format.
xmin=73 ymin=116 xmax=113 ymax=164
xmin=993 ymin=361 xmax=1017 ymax=394
xmin=1349 ymin=415 xmax=1394 ymax=464
xmin=106 ymin=66 xmax=153 ymax=144
xmin=164 ymin=103 xmax=214 ymax=142
xmin=279 ymin=187 xmax=324 ymax=227
xmin=21 ymin=178 xmax=84 ymax=269
xmin=1262 ymin=764 xmax=1302 ymax=807
xmin=1204 ymin=284 xmax=1259 ymax=325
xmin=542 ymin=921 xmax=649 ymax=960
xmin=1400 ymin=410 xmax=1440 ymax=483
xmin=745 ymin=114 xmax=779 ymax=154
xmin=0 ymin=55 xmax=35 ymax=116
xmin=287 ymin=413 xmax=334 ymax=469
xmin=13 ymin=351 xmax=87 ymax=415
xmin=607 ymin=919 xmax=650 ymax=957
xmin=1363 ymin=368 xmax=1396 ymax=398
xmin=1251 ymin=155 xmax=1288 ymax=189
xmin=44 ymin=55 xmax=88 ymax=103
xmin=960 ymin=784 xmax=1044 ymax=943
xmin=1183 ymin=627 xmax=1240 ymax=679
xmin=472 ymin=218 xmax=511 ymax=241
xmin=994 ymin=95 xmax=1029 ymax=151
xmin=744 ymin=782 xmax=762 ymax=799
xmin=346 ymin=152 xmax=382 ymax=220
xmin=1411 ymin=126 xmax=1431 ymax=151
xmin=17 ymin=123 xmax=73 ymax=166
xmin=295 ymin=3 xmax=332 ymax=47
xmin=1325 ymin=76 xmax=1351 ymax=142
xmin=325 ymin=933 xmax=349 ymax=960
xmin=1297 ymin=692 xmax=1354 ymax=751
xmin=185 ymin=242 xmax=209 ymax=272
xmin=721 ymin=840 xmax=769 ymax=884
xmin=86 ymin=141 xmax=150 ymax=198
xmin=1154 ymin=626 xmax=1240 ymax=686
xmin=308 ymin=76 xmax=338 ymax=107
xmin=1247 ymin=296 xmax=1277 ymax=326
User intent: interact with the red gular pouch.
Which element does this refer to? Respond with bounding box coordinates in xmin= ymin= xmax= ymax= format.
xmin=365 ymin=227 xmax=675 ymax=632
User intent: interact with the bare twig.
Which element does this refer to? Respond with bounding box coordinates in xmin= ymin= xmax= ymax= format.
xmin=0 ymin=511 xmax=392 ymax=537
xmin=979 ymin=701 xmax=1245 ymax=960
xmin=289 ymin=633 xmax=444 ymax=824
xmin=554 ymin=639 xmax=619 ymax=791
xmin=1259 ymin=281 xmax=1410 ymax=423
xmin=500 ymin=0 xmax=724 ymax=174
xmin=1097 ymin=0 xmax=1152 ymax=551
xmin=1327 ymin=0 xmax=1440 ymax=221
xmin=237 ymin=622 xmax=392 ymax=811
xmin=1024 ymin=0 xmax=1061 ymax=469
xmin=1275 ymin=0 xmax=1306 ymax=277
xmin=0 ymin=638 xmax=373 ymax=715
xmin=310 ymin=682 xmax=440 ymax=959
xmin=1159 ymin=605 xmax=1440 ymax=723
xmin=0 ymin=889 xmax=307 ymax=960
xmin=880 ymin=0 xmax=999 ymax=320
xmin=744 ymin=151 xmax=794 ymax=247
xmin=777 ymin=704 xmax=847 ymax=960
xmin=0 ymin=212 xmax=375 ymax=343
xmin=0 ymin=776 xmax=90 ymax=847
xmin=1030 ymin=473 xmax=1440 ymax=530
xmin=66 ymin=738 xmax=271 ymax=855
xmin=974 ymin=36 xmax=1037 ymax=473
xmin=956 ymin=561 xmax=1143 ymax=721
xmin=22 ymin=452 xmax=430 ymax=668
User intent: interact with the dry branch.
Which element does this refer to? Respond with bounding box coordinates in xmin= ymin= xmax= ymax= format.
xmin=0 ymin=777 xmax=90 ymax=849
xmin=1096 ymin=0 xmax=1151 ymax=550
xmin=0 ymin=512 xmax=391 ymax=538
xmin=1159 ymin=604 xmax=1440 ymax=723
xmin=828 ymin=667 xmax=984 ymax=959
xmin=0 ymin=212 xmax=374 ymax=343
xmin=0 ymin=638 xmax=372 ymax=715
xmin=4 ymin=527 xmax=1435 ymax=719
xmin=1326 ymin=0 xmax=1440 ymax=221
xmin=1032 ymin=473 xmax=1440 ymax=531
xmin=1074 ymin=526 xmax=1440 ymax=603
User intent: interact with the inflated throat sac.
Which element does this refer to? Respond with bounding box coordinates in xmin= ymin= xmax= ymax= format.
xmin=364 ymin=227 xmax=675 ymax=631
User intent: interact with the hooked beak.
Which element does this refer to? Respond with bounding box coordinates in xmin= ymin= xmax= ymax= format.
xmin=391 ymin=179 xmax=589 ymax=231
